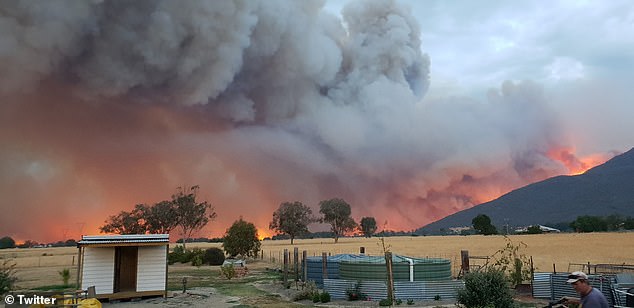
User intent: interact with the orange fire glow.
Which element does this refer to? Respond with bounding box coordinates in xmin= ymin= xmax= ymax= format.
xmin=547 ymin=148 xmax=609 ymax=175
xmin=257 ymin=228 xmax=272 ymax=240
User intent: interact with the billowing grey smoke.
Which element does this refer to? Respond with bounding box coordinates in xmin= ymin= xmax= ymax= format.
xmin=0 ymin=0 xmax=584 ymax=241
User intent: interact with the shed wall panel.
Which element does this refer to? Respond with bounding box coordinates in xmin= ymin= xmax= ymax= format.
xmin=82 ymin=247 xmax=115 ymax=294
xmin=136 ymin=246 xmax=167 ymax=292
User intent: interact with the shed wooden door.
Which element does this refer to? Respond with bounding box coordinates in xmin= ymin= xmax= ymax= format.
xmin=114 ymin=246 xmax=138 ymax=293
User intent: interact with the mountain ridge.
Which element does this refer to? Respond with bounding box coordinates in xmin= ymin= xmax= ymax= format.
xmin=417 ymin=147 xmax=634 ymax=233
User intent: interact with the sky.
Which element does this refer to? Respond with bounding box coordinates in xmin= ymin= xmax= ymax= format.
xmin=1 ymin=0 xmax=632 ymax=243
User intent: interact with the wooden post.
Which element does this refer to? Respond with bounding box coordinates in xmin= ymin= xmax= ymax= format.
xmin=294 ymin=247 xmax=299 ymax=282
xmin=553 ymin=263 xmax=556 ymax=274
xmin=302 ymin=251 xmax=308 ymax=282
xmin=461 ymin=250 xmax=470 ymax=275
xmin=385 ymin=252 xmax=395 ymax=303
xmin=322 ymin=252 xmax=328 ymax=282
xmin=76 ymin=246 xmax=82 ymax=289
xmin=283 ymin=249 xmax=289 ymax=287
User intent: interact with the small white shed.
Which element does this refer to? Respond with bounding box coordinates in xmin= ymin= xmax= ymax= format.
xmin=76 ymin=234 xmax=169 ymax=300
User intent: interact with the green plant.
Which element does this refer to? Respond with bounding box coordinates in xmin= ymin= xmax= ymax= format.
xmin=203 ymin=247 xmax=225 ymax=265
xmin=312 ymin=293 xmax=320 ymax=303
xmin=396 ymin=298 xmax=403 ymax=305
xmin=293 ymin=281 xmax=319 ymax=301
xmin=191 ymin=254 xmax=203 ymax=267
xmin=456 ymin=270 xmax=514 ymax=308
xmin=379 ymin=298 xmax=393 ymax=306
xmin=320 ymin=291 xmax=331 ymax=303
xmin=407 ymin=299 xmax=415 ymax=305
xmin=168 ymin=245 xmax=186 ymax=264
xmin=490 ymin=236 xmax=532 ymax=287
xmin=434 ymin=294 xmax=441 ymax=301
xmin=0 ymin=259 xmax=17 ymax=295
xmin=220 ymin=264 xmax=237 ymax=279
xmin=346 ymin=281 xmax=366 ymax=301
xmin=58 ymin=268 xmax=71 ymax=286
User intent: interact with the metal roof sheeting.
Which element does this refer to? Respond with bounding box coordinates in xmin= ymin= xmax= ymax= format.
xmin=78 ymin=234 xmax=169 ymax=246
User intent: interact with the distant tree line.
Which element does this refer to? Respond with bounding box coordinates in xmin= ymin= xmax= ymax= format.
xmin=0 ymin=236 xmax=77 ymax=249
xmin=570 ymin=214 xmax=634 ymax=232
xmin=268 ymin=198 xmax=381 ymax=244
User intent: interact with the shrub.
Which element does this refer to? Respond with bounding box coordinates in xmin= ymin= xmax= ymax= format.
xmin=434 ymin=294 xmax=441 ymax=301
xmin=320 ymin=292 xmax=331 ymax=303
xmin=191 ymin=254 xmax=203 ymax=267
xmin=395 ymin=298 xmax=402 ymax=305
xmin=168 ymin=246 xmax=208 ymax=266
xmin=456 ymin=270 xmax=514 ymax=308
xmin=312 ymin=293 xmax=320 ymax=303
xmin=168 ymin=245 xmax=187 ymax=264
xmin=491 ymin=236 xmax=532 ymax=287
xmin=293 ymin=281 xmax=319 ymax=301
xmin=0 ymin=259 xmax=17 ymax=295
xmin=407 ymin=299 xmax=415 ymax=305
xmin=59 ymin=268 xmax=71 ymax=286
xmin=220 ymin=264 xmax=237 ymax=279
xmin=346 ymin=281 xmax=366 ymax=301
xmin=379 ymin=298 xmax=393 ymax=306
xmin=203 ymin=247 xmax=225 ymax=265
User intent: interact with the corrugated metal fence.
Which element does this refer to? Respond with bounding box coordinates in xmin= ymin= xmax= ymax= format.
xmin=532 ymin=272 xmax=629 ymax=307
xmin=323 ymin=278 xmax=464 ymax=300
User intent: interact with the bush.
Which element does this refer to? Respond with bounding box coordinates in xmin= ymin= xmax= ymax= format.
xmin=293 ymin=281 xmax=319 ymax=301
xmin=203 ymin=247 xmax=225 ymax=265
xmin=0 ymin=260 xmax=17 ymax=296
xmin=434 ymin=294 xmax=441 ymax=301
xmin=456 ymin=270 xmax=514 ymax=308
xmin=168 ymin=246 xmax=207 ymax=266
xmin=312 ymin=293 xmax=320 ymax=303
xmin=58 ymin=268 xmax=71 ymax=286
xmin=220 ymin=264 xmax=237 ymax=279
xmin=346 ymin=281 xmax=366 ymax=301
xmin=407 ymin=299 xmax=415 ymax=305
xmin=191 ymin=254 xmax=203 ymax=267
xmin=379 ymin=298 xmax=393 ymax=306
xmin=320 ymin=292 xmax=331 ymax=303
xmin=168 ymin=245 xmax=186 ymax=265
xmin=395 ymin=298 xmax=402 ymax=305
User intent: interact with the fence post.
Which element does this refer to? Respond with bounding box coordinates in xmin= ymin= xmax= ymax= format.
xmin=322 ymin=252 xmax=328 ymax=282
xmin=294 ymin=247 xmax=299 ymax=283
xmin=461 ymin=250 xmax=470 ymax=275
xmin=283 ymin=249 xmax=289 ymax=287
xmin=302 ymin=250 xmax=307 ymax=282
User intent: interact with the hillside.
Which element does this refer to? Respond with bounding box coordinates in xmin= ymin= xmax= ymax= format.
xmin=418 ymin=147 xmax=634 ymax=233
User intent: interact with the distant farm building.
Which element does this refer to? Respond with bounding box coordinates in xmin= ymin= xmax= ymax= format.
xmin=76 ymin=234 xmax=169 ymax=300
xmin=514 ymin=225 xmax=561 ymax=233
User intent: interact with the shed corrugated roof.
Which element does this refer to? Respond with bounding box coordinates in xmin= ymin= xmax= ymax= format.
xmin=78 ymin=234 xmax=169 ymax=246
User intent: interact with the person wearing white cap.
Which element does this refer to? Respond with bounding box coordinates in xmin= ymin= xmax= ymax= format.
xmin=561 ymin=271 xmax=609 ymax=308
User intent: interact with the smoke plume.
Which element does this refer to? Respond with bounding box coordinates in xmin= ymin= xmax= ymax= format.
xmin=0 ymin=0 xmax=609 ymax=241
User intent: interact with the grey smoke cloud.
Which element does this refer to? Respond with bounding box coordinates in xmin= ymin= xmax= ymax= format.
xmin=0 ymin=0 xmax=595 ymax=240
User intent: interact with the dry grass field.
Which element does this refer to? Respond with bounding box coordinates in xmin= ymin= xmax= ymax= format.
xmin=255 ymin=232 xmax=634 ymax=275
xmin=1 ymin=232 xmax=633 ymax=290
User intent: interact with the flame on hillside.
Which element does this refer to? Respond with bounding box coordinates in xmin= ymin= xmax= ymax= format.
xmin=548 ymin=148 xmax=609 ymax=175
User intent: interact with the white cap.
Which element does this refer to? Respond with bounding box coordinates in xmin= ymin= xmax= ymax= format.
xmin=566 ymin=271 xmax=588 ymax=283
